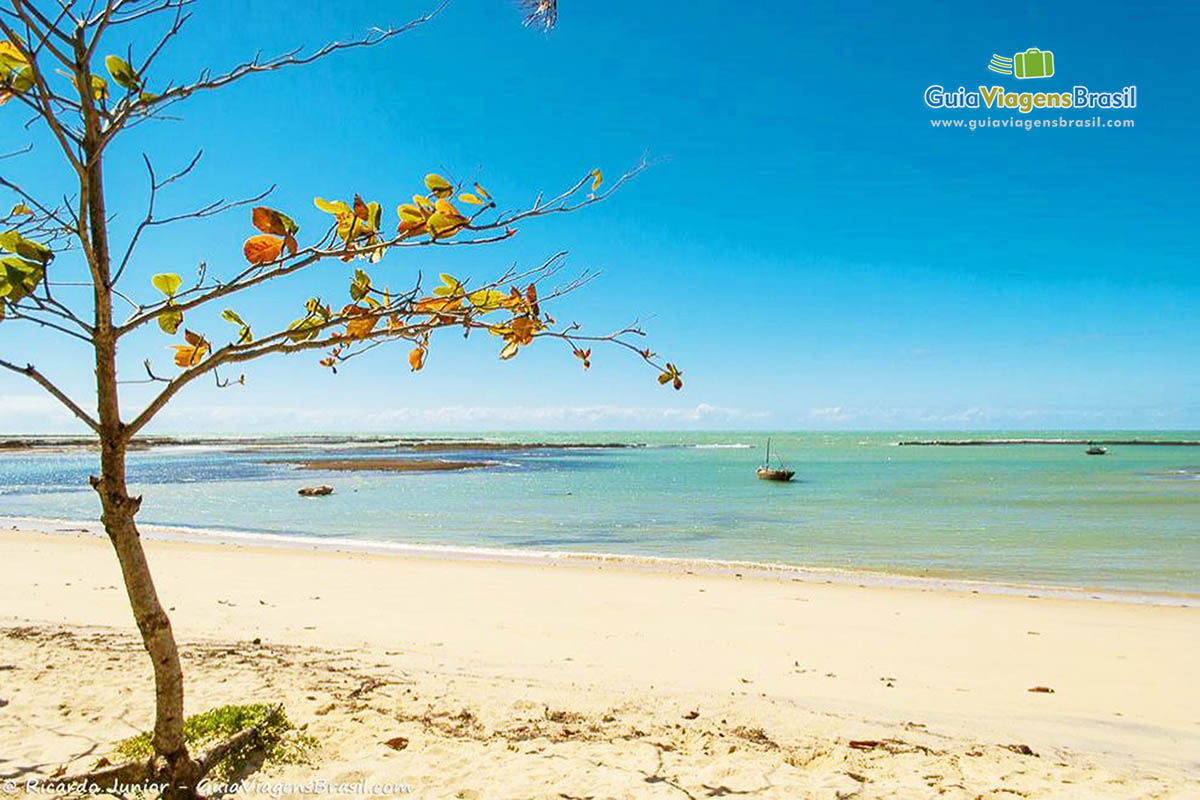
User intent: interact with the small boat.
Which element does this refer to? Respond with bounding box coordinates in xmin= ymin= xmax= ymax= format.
xmin=756 ymin=438 xmax=795 ymax=482
xmin=1086 ymin=445 xmax=1107 ymax=456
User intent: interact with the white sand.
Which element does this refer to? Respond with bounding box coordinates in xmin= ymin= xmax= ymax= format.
xmin=1 ymin=525 xmax=1197 ymax=798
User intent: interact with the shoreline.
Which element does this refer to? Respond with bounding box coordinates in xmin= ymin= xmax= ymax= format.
xmin=5 ymin=514 xmax=1196 ymax=607
xmin=2 ymin=525 xmax=1197 ymax=796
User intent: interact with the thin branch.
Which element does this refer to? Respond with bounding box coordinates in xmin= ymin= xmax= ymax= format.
xmin=0 ymin=357 xmax=101 ymax=432
xmin=105 ymin=2 xmax=446 ymax=141
xmin=111 ymin=149 xmax=270 ymax=286
xmin=114 ymin=159 xmax=647 ymax=337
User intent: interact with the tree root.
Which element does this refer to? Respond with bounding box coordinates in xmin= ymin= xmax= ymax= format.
xmin=47 ymin=723 xmax=265 ymax=798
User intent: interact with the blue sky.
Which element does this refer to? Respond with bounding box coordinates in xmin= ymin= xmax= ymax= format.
xmin=2 ymin=0 xmax=1197 ymax=432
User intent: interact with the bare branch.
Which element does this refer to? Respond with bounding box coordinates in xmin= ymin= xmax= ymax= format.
xmin=0 ymin=14 xmax=85 ymax=173
xmin=0 ymin=357 xmax=100 ymax=432
xmin=111 ymin=149 xmax=271 ymax=286
xmin=105 ymin=2 xmax=446 ymax=139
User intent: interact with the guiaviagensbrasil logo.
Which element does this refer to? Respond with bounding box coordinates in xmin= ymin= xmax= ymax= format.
xmin=988 ymin=48 xmax=1054 ymax=79
xmin=924 ymin=46 xmax=1136 ymax=115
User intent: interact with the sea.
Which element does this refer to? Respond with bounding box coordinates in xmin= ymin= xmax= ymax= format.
xmin=1 ymin=431 xmax=1197 ymax=597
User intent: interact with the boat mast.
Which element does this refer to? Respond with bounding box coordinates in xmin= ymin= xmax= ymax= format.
xmin=765 ymin=437 xmax=771 ymax=466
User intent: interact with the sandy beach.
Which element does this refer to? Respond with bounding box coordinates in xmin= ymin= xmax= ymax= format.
xmin=1 ymin=524 xmax=1197 ymax=798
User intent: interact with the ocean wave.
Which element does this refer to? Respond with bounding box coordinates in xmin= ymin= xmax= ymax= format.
xmin=691 ymin=443 xmax=754 ymax=449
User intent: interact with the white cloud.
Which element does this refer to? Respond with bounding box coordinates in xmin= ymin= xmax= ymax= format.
xmin=0 ymin=394 xmax=79 ymax=432
xmin=149 ymin=402 xmax=768 ymax=432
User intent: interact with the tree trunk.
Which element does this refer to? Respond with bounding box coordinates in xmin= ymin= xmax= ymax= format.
xmin=73 ymin=28 xmax=198 ymax=794
xmin=94 ymin=442 xmax=200 ymax=797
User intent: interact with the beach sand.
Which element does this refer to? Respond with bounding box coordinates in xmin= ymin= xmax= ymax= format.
xmin=0 ymin=525 xmax=1197 ymax=798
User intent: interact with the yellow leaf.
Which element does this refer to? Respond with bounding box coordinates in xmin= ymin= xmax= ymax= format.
xmin=427 ymin=212 xmax=465 ymax=239
xmin=397 ymin=204 xmax=426 ymax=223
xmin=468 ymin=289 xmax=508 ymax=312
xmin=9 ymin=203 xmax=33 ymax=216
xmin=0 ymin=41 xmax=29 ymax=68
xmin=151 ymin=273 xmax=182 ymax=296
xmin=458 ymin=192 xmax=484 ymax=206
xmin=589 ymin=168 xmax=602 ymax=192
xmin=434 ymin=198 xmax=463 ymax=218
xmin=473 ymin=182 xmax=491 ymax=201
xmin=432 ymin=274 xmax=462 ymax=296
xmin=314 ymin=197 xmax=351 ymax=216
xmin=499 ymin=340 xmax=520 ymax=360
xmin=408 ymin=347 xmax=426 ymax=371
xmin=425 ymin=173 xmax=453 ymax=199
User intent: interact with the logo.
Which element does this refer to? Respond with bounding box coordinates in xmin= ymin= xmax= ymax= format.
xmin=924 ymin=45 xmax=1136 ymax=115
xmin=988 ymin=48 xmax=1055 ymax=79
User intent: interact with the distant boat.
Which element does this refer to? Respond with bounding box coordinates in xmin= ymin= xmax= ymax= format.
xmin=1086 ymin=444 xmax=1108 ymax=456
xmin=756 ymin=438 xmax=795 ymax=482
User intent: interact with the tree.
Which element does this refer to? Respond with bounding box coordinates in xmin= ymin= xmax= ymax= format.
xmin=0 ymin=1 xmax=680 ymax=795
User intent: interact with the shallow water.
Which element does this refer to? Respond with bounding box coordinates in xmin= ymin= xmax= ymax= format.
xmin=1 ymin=431 xmax=1197 ymax=593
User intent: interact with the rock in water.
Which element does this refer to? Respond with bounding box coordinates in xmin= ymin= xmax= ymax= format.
xmin=298 ymin=485 xmax=334 ymax=497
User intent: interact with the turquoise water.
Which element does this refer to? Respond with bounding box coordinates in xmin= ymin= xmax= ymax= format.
xmin=1 ymin=431 xmax=1198 ymax=593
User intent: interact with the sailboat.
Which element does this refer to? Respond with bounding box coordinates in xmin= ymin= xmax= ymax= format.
xmin=755 ymin=437 xmax=795 ymax=482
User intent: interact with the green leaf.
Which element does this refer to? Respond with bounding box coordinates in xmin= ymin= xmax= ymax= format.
xmin=104 ymin=55 xmax=141 ymax=92
xmin=286 ymin=317 xmax=320 ymax=343
xmin=151 ymin=272 xmax=182 ymax=296
xmin=0 ymin=230 xmax=53 ymax=264
xmin=221 ymin=309 xmax=245 ymax=326
xmin=349 ymin=268 xmax=371 ymax=302
xmin=0 ymin=255 xmax=44 ymax=303
xmin=221 ymin=310 xmax=253 ymax=344
xmin=4 ymin=65 xmax=33 ymax=94
xmin=158 ymin=304 xmax=182 ymax=334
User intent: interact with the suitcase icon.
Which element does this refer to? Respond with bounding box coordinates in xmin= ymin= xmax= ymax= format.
xmin=1013 ymin=48 xmax=1054 ymax=79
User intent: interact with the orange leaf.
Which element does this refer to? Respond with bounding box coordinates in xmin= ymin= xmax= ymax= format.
xmin=409 ymin=347 xmax=426 ymax=371
xmin=171 ymin=331 xmax=209 ymax=368
xmin=340 ymin=305 xmax=379 ymax=340
xmin=243 ymin=234 xmax=284 ymax=265
xmin=353 ymin=194 xmax=370 ymax=221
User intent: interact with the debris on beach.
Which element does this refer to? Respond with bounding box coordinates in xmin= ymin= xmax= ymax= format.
xmin=848 ymin=739 xmax=882 ymax=750
xmin=298 ymin=485 xmax=334 ymax=496
xmin=1027 ymin=686 xmax=1055 ymax=693
xmin=1005 ymin=743 xmax=1039 ymax=756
